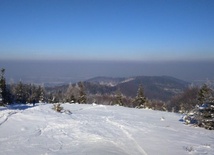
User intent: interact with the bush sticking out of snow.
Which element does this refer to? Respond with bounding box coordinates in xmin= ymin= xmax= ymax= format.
xmin=183 ymin=146 xmax=194 ymax=152
xmin=52 ymin=103 xmax=63 ymax=112
xmin=52 ymin=103 xmax=72 ymax=114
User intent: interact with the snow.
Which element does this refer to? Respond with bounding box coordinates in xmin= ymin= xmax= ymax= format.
xmin=120 ymin=78 xmax=135 ymax=84
xmin=0 ymin=103 xmax=214 ymax=155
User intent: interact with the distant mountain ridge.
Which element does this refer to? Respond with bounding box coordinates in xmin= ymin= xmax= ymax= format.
xmin=85 ymin=76 xmax=190 ymax=101
xmin=86 ymin=76 xmax=128 ymax=86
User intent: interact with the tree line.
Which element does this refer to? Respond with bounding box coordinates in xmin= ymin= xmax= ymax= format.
xmin=0 ymin=68 xmax=149 ymax=108
xmin=1 ymin=68 xmax=214 ymax=112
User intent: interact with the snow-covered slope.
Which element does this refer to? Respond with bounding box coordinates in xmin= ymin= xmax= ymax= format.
xmin=0 ymin=103 xmax=213 ymax=155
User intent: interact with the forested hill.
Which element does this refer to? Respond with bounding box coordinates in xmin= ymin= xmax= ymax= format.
xmin=85 ymin=76 xmax=189 ymax=101
xmin=46 ymin=76 xmax=189 ymax=102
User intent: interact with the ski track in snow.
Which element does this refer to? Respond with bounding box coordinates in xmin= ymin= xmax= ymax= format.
xmin=0 ymin=111 xmax=18 ymax=126
xmin=106 ymin=117 xmax=148 ymax=155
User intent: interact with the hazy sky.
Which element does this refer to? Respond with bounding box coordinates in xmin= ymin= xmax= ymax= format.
xmin=0 ymin=0 xmax=214 ymax=61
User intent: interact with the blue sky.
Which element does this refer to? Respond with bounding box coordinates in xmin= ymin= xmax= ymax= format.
xmin=0 ymin=0 xmax=214 ymax=61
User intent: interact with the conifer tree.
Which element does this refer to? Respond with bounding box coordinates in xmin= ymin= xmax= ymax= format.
xmin=15 ymin=81 xmax=27 ymax=103
xmin=185 ymin=84 xmax=214 ymax=129
xmin=69 ymin=94 xmax=76 ymax=103
xmin=115 ymin=89 xmax=123 ymax=106
xmin=196 ymin=84 xmax=214 ymax=129
xmin=38 ymin=85 xmax=45 ymax=103
xmin=28 ymin=84 xmax=37 ymax=103
xmin=77 ymin=82 xmax=87 ymax=104
xmin=197 ymin=84 xmax=212 ymax=103
xmin=0 ymin=87 xmax=3 ymax=106
xmin=134 ymin=84 xmax=147 ymax=108
xmin=65 ymin=83 xmax=77 ymax=103
xmin=0 ymin=68 xmax=6 ymax=105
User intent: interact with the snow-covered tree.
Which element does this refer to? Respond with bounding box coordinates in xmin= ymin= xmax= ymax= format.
xmin=133 ymin=84 xmax=147 ymax=108
xmin=14 ymin=81 xmax=26 ymax=103
xmin=0 ymin=68 xmax=6 ymax=106
xmin=195 ymin=85 xmax=214 ymax=129
xmin=183 ymin=85 xmax=214 ymax=130
xmin=0 ymin=85 xmax=2 ymax=106
xmin=27 ymin=84 xmax=37 ymax=104
xmin=47 ymin=92 xmax=59 ymax=103
xmin=114 ymin=89 xmax=123 ymax=106
xmin=65 ymin=83 xmax=77 ymax=103
xmin=38 ymin=85 xmax=46 ymax=103
xmin=77 ymin=82 xmax=87 ymax=104
xmin=197 ymin=84 xmax=213 ymax=103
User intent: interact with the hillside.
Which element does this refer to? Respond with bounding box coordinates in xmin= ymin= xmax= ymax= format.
xmin=86 ymin=76 xmax=127 ymax=87
xmin=86 ymin=76 xmax=189 ymax=101
xmin=0 ymin=103 xmax=213 ymax=155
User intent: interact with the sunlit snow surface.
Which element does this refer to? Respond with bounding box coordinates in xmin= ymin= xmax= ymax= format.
xmin=0 ymin=103 xmax=213 ymax=155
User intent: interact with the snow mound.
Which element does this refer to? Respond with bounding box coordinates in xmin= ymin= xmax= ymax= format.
xmin=0 ymin=103 xmax=213 ymax=155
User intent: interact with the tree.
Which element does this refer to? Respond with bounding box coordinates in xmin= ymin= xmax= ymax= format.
xmin=168 ymin=87 xmax=199 ymax=113
xmin=65 ymin=83 xmax=77 ymax=103
xmin=27 ymin=84 xmax=37 ymax=103
xmin=114 ymin=89 xmax=123 ymax=106
xmin=133 ymin=84 xmax=147 ymax=108
xmin=195 ymin=84 xmax=214 ymax=129
xmin=0 ymin=68 xmax=7 ymax=105
xmin=38 ymin=85 xmax=46 ymax=103
xmin=183 ymin=85 xmax=214 ymax=130
xmin=197 ymin=84 xmax=213 ymax=103
xmin=0 ymin=83 xmax=3 ymax=106
xmin=14 ymin=81 xmax=28 ymax=104
xmin=77 ymin=82 xmax=87 ymax=104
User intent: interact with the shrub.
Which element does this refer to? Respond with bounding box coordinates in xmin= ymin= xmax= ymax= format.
xmin=52 ymin=103 xmax=63 ymax=112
